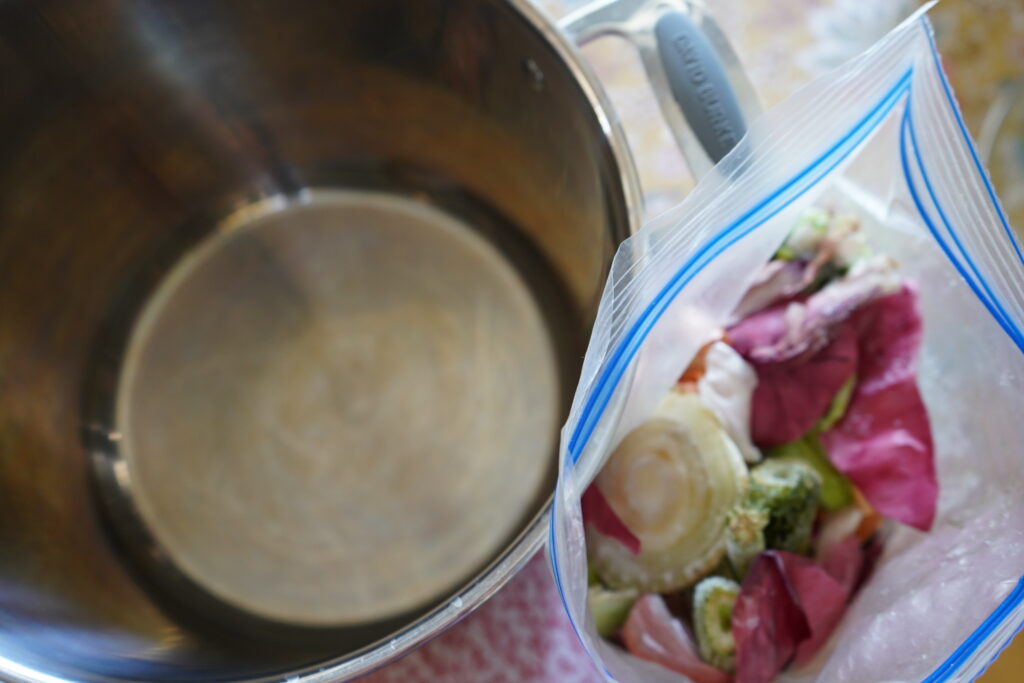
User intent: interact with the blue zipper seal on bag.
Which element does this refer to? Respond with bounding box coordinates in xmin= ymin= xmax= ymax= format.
xmin=548 ymin=502 xmax=619 ymax=682
xmin=900 ymin=96 xmax=1024 ymax=351
xmin=921 ymin=577 xmax=1024 ymax=683
xmin=901 ymin=23 xmax=1024 ymax=681
xmin=919 ymin=17 xmax=1024 ymax=268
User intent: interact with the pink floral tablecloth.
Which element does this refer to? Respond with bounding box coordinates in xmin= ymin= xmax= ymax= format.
xmin=359 ymin=553 xmax=602 ymax=682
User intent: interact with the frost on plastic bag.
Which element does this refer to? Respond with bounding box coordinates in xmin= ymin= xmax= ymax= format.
xmin=551 ymin=9 xmax=1024 ymax=683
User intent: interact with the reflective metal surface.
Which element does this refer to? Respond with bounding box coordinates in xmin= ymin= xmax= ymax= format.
xmin=562 ymin=0 xmax=761 ymax=177
xmin=0 ymin=0 xmax=638 ymax=680
xmin=111 ymin=189 xmax=564 ymax=629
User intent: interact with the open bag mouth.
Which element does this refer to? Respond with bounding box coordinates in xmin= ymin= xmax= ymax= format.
xmin=550 ymin=9 xmax=1024 ymax=683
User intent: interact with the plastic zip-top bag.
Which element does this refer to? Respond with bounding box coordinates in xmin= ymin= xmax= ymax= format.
xmin=550 ymin=7 xmax=1024 ymax=683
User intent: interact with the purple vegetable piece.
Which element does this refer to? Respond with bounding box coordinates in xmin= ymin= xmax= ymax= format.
xmin=782 ymin=553 xmax=849 ymax=667
xmin=820 ymin=286 xmax=937 ymax=531
xmin=732 ymin=552 xmax=811 ymax=683
xmin=730 ymin=258 xmax=899 ymax=364
xmin=740 ymin=320 xmax=858 ymax=448
xmin=733 ymin=551 xmax=849 ymax=681
xmin=622 ymin=594 xmax=731 ymax=683
xmin=820 ymin=534 xmax=864 ymax=596
xmin=733 ymin=260 xmax=809 ymax=320
xmin=582 ymin=483 xmax=641 ymax=555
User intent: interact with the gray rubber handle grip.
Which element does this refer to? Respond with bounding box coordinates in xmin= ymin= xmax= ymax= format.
xmin=654 ymin=11 xmax=747 ymax=164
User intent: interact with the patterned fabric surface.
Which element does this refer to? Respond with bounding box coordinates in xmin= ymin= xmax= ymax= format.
xmin=365 ymin=1 xmax=1024 ymax=681
xmin=359 ymin=553 xmax=602 ymax=682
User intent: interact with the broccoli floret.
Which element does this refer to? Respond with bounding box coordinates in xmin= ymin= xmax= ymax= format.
xmin=767 ymin=435 xmax=852 ymax=512
xmin=748 ymin=459 xmax=822 ymax=554
xmin=588 ymin=585 xmax=637 ymax=638
xmin=693 ymin=576 xmax=740 ymax=671
xmin=725 ymin=460 xmax=821 ymax=573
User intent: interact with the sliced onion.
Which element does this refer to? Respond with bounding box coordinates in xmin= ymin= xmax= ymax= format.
xmin=588 ymin=391 xmax=748 ymax=592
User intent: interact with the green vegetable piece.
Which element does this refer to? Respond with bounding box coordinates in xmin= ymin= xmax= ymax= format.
xmin=748 ymin=459 xmax=821 ymax=554
xmin=588 ymin=564 xmax=600 ymax=587
xmin=777 ymin=209 xmax=830 ymax=260
xmin=725 ymin=458 xmax=825 ymax=574
xmin=693 ymin=576 xmax=741 ymax=672
xmin=816 ymin=373 xmax=856 ymax=432
xmin=725 ymin=506 xmax=768 ymax=577
xmin=725 ymin=504 xmax=768 ymax=579
xmin=767 ymin=434 xmax=853 ymax=512
xmin=588 ymin=585 xmax=638 ymax=638
xmin=775 ymin=244 xmax=796 ymax=261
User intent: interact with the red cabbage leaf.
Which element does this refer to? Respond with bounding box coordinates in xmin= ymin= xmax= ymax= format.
xmin=780 ymin=554 xmax=849 ymax=667
xmin=732 ymin=552 xmax=810 ymax=683
xmin=730 ymin=259 xmax=900 ymax=363
xmin=582 ymin=483 xmax=641 ymax=555
xmin=733 ymin=551 xmax=848 ymax=682
xmin=731 ymin=278 xmax=936 ymax=529
xmin=820 ymin=534 xmax=864 ymax=597
xmin=732 ymin=319 xmax=858 ymax=448
xmin=732 ymin=260 xmax=809 ymax=320
xmin=622 ymin=594 xmax=731 ymax=683
xmin=820 ymin=287 xmax=937 ymax=531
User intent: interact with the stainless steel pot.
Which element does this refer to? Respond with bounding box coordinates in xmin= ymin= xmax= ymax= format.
xmin=0 ymin=0 xmax=757 ymax=680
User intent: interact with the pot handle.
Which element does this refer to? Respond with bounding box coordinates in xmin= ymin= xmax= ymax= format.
xmin=560 ymin=0 xmax=761 ymax=179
